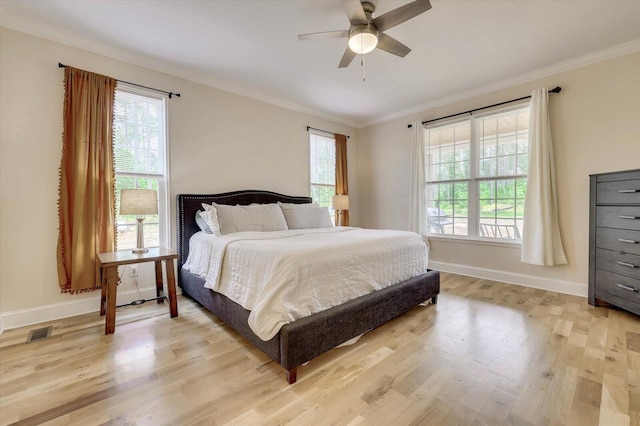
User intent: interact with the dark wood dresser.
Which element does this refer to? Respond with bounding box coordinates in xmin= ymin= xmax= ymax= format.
xmin=589 ymin=169 xmax=640 ymax=315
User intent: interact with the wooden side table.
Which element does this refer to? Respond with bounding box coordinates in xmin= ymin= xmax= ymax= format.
xmin=98 ymin=247 xmax=179 ymax=335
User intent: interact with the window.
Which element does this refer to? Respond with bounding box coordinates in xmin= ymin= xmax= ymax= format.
xmin=309 ymin=132 xmax=336 ymax=220
xmin=113 ymin=86 xmax=169 ymax=250
xmin=425 ymin=105 xmax=529 ymax=240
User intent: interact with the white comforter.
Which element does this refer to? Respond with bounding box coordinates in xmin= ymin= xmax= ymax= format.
xmin=183 ymin=227 xmax=429 ymax=340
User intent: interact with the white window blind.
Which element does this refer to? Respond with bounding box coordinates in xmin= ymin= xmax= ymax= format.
xmin=309 ymin=132 xmax=336 ymax=218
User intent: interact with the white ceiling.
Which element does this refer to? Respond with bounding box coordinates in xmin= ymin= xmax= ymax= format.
xmin=1 ymin=0 xmax=639 ymax=127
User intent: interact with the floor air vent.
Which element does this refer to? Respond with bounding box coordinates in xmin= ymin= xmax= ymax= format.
xmin=26 ymin=326 xmax=52 ymax=343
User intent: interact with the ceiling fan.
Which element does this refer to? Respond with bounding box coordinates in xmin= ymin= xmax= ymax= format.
xmin=298 ymin=0 xmax=432 ymax=68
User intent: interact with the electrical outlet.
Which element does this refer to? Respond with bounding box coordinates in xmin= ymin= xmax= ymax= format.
xmin=129 ymin=265 xmax=138 ymax=277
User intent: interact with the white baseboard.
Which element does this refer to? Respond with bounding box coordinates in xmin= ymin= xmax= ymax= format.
xmin=1 ymin=264 xmax=586 ymax=334
xmin=429 ymin=260 xmax=588 ymax=298
xmin=0 ymin=286 xmax=166 ymax=334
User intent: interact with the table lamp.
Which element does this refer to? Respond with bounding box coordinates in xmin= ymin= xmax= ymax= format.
xmin=332 ymin=194 xmax=349 ymax=226
xmin=119 ymin=189 xmax=158 ymax=253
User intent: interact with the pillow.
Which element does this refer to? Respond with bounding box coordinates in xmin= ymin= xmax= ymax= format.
xmin=195 ymin=210 xmax=213 ymax=234
xmin=279 ymin=204 xmax=334 ymax=229
xmin=277 ymin=201 xmax=320 ymax=208
xmin=200 ymin=203 xmax=222 ymax=236
xmin=213 ymin=202 xmax=288 ymax=235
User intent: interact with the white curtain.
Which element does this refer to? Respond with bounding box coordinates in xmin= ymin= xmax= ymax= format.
xmin=521 ymin=88 xmax=567 ymax=266
xmin=409 ymin=120 xmax=428 ymax=237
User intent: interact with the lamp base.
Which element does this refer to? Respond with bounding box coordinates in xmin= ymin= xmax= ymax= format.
xmin=133 ymin=217 xmax=147 ymax=254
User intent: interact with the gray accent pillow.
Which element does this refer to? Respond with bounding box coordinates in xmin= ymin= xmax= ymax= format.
xmin=279 ymin=204 xmax=334 ymax=229
xmin=195 ymin=210 xmax=213 ymax=234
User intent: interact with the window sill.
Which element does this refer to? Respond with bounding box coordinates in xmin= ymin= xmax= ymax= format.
xmin=426 ymin=233 xmax=522 ymax=248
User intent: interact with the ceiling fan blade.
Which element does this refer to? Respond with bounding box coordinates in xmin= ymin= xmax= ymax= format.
xmin=372 ymin=0 xmax=431 ymax=32
xmin=338 ymin=47 xmax=357 ymax=68
xmin=298 ymin=30 xmax=349 ymax=41
xmin=376 ymin=33 xmax=411 ymax=57
xmin=342 ymin=0 xmax=368 ymax=25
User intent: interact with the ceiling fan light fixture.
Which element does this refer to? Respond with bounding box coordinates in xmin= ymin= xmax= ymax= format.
xmin=348 ymin=26 xmax=378 ymax=54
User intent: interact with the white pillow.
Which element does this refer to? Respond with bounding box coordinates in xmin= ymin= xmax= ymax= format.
xmin=279 ymin=204 xmax=334 ymax=229
xmin=213 ymin=202 xmax=288 ymax=235
xmin=200 ymin=203 xmax=222 ymax=236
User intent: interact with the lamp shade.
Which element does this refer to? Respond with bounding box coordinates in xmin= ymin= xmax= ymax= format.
xmin=332 ymin=194 xmax=350 ymax=211
xmin=120 ymin=189 xmax=158 ymax=215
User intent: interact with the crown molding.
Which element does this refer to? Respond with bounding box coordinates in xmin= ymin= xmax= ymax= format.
xmin=3 ymin=23 xmax=637 ymax=130
xmin=0 ymin=24 xmax=358 ymax=128
xmin=358 ymin=38 xmax=640 ymax=128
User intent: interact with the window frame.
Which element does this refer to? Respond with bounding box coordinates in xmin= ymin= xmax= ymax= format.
xmin=424 ymin=102 xmax=530 ymax=243
xmin=113 ymin=84 xmax=170 ymax=251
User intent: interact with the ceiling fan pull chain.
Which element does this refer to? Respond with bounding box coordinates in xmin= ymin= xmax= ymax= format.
xmin=361 ymin=55 xmax=366 ymax=83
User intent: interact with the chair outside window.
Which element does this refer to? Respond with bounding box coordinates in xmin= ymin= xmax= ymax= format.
xmin=427 ymin=207 xmax=453 ymax=234
xmin=479 ymin=223 xmax=521 ymax=239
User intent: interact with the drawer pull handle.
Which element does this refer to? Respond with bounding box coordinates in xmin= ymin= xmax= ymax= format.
xmin=617 ymin=261 xmax=639 ymax=268
xmin=618 ymin=238 xmax=639 ymax=244
xmin=618 ymin=215 xmax=640 ymax=219
xmin=617 ymin=283 xmax=639 ymax=292
xmin=618 ymin=189 xmax=640 ymax=193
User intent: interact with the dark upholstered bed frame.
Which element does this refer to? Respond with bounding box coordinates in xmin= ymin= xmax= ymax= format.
xmin=176 ymin=190 xmax=440 ymax=384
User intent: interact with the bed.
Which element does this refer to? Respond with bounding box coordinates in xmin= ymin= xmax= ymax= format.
xmin=176 ymin=190 xmax=440 ymax=384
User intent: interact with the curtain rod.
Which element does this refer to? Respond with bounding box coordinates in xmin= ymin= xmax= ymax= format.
xmin=307 ymin=126 xmax=350 ymax=139
xmin=407 ymin=86 xmax=561 ymax=128
xmin=58 ymin=63 xmax=181 ymax=99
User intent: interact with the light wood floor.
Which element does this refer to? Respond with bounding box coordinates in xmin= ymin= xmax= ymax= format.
xmin=1 ymin=273 xmax=639 ymax=426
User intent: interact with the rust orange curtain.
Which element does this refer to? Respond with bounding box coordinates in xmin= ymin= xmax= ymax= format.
xmin=335 ymin=134 xmax=349 ymax=226
xmin=57 ymin=67 xmax=117 ymax=293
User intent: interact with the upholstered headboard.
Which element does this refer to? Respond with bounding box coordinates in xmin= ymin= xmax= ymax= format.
xmin=176 ymin=190 xmax=312 ymax=279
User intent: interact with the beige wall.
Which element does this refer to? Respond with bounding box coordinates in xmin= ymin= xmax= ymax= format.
xmin=1 ymin=26 xmax=637 ymax=329
xmin=0 ymin=28 xmax=358 ymax=325
xmin=358 ymin=52 xmax=640 ymax=294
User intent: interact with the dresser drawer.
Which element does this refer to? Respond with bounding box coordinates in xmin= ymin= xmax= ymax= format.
xmin=595 ymin=248 xmax=640 ymax=280
xmin=596 ymin=227 xmax=640 ymax=255
xmin=596 ymin=206 xmax=640 ymax=230
xmin=595 ymin=269 xmax=640 ymax=304
xmin=597 ymin=179 xmax=640 ymax=205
